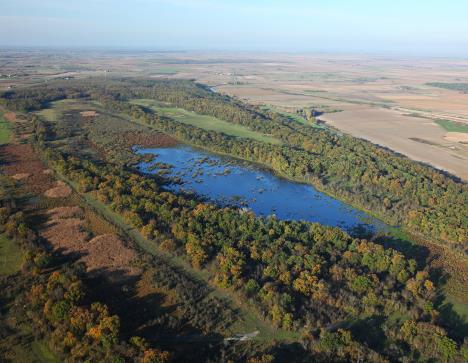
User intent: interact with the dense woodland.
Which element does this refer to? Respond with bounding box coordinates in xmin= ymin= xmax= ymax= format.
xmin=2 ymin=79 xmax=466 ymax=249
xmin=1 ymin=78 xmax=467 ymax=362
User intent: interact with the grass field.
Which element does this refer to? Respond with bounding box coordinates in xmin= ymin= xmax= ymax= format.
xmin=10 ymin=339 xmax=59 ymax=363
xmin=0 ymin=111 xmax=12 ymax=144
xmin=261 ymin=105 xmax=326 ymax=129
xmin=37 ymin=99 xmax=101 ymax=122
xmin=131 ymin=99 xmax=282 ymax=144
xmin=0 ymin=234 xmax=23 ymax=275
xmin=435 ymin=119 xmax=468 ymax=133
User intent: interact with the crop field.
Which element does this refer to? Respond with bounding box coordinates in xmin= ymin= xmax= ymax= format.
xmin=317 ymin=106 xmax=468 ymax=180
xmin=131 ymin=98 xmax=282 ymax=144
xmin=435 ymin=119 xmax=468 ymax=133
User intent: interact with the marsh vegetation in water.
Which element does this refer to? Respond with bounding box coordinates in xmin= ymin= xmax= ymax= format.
xmin=137 ymin=146 xmax=389 ymax=235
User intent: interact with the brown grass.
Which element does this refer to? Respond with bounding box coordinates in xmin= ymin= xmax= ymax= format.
xmin=41 ymin=212 xmax=139 ymax=279
xmin=0 ymin=144 xmax=55 ymax=193
xmin=11 ymin=173 xmax=30 ymax=180
xmin=46 ymin=206 xmax=83 ymax=220
xmin=82 ymin=234 xmax=141 ymax=277
xmin=3 ymin=112 xmax=16 ymax=122
xmin=40 ymin=217 xmax=88 ymax=251
xmin=44 ymin=181 xmax=72 ymax=198
xmin=119 ymin=130 xmax=177 ymax=148
xmin=80 ymin=110 xmax=98 ymax=117
xmin=83 ymin=208 xmax=118 ymax=235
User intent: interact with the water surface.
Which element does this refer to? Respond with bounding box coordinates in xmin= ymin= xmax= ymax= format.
xmin=137 ymin=146 xmax=389 ymax=234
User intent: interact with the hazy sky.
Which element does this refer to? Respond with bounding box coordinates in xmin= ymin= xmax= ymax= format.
xmin=1 ymin=0 xmax=468 ymax=55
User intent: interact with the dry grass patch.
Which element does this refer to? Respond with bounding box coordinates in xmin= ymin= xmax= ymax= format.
xmin=80 ymin=110 xmax=98 ymax=118
xmin=41 ymin=210 xmax=140 ymax=280
xmin=44 ymin=181 xmax=72 ymax=198
xmin=83 ymin=208 xmax=118 ymax=235
xmin=82 ymin=234 xmax=141 ymax=277
xmin=444 ymin=132 xmax=468 ymax=143
xmin=3 ymin=112 xmax=16 ymax=122
xmin=11 ymin=173 xmax=30 ymax=180
xmin=40 ymin=217 xmax=88 ymax=251
xmin=1 ymin=144 xmax=55 ymax=193
xmin=46 ymin=206 xmax=83 ymax=220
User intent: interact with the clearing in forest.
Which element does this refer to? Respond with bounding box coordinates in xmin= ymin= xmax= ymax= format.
xmin=0 ymin=111 xmax=12 ymax=144
xmin=131 ymin=98 xmax=282 ymax=145
xmin=0 ymin=234 xmax=23 ymax=275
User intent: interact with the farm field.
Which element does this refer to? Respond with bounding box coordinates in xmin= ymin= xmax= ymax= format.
xmin=435 ymin=119 xmax=468 ymax=133
xmin=317 ymin=106 xmax=468 ymax=180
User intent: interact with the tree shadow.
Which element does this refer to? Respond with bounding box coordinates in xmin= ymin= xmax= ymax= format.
xmin=373 ymin=233 xmax=430 ymax=269
xmin=434 ymin=296 xmax=468 ymax=341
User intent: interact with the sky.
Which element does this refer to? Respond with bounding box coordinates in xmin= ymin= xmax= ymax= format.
xmin=1 ymin=0 xmax=468 ymax=56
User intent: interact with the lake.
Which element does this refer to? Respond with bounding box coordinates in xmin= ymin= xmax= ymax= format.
xmin=136 ymin=146 xmax=389 ymax=235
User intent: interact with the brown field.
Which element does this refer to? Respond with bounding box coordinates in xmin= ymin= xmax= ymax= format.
xmin=0 ymin=143 xmax=55 ymax=194
xmin=11 ymin=173 xmax=30 ymax=180
xmin=41 ymin=210 xmax=140 ymax=279
xmin=3 ymin=112 xmax=16 ymax=122
xmin=82 ymin=234 xmax=140 ymax=278
xmin=46 ymin=206 xmax=83 ymax=219
xmin=317 ymin=106 xmax=468 ymax=180
xmin=44 ymin=181 xmax=72 ymax=198
xmin=80 ymin=110 xmax=98 ymax=117
xmin=444 ymin=132 xmax=468 ymax=143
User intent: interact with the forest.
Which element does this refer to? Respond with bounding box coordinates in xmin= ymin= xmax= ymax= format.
xmin=0 ymin=78 xmax=467 ymax=362
xmin=4 ymin=78 xmax=465 ymax=247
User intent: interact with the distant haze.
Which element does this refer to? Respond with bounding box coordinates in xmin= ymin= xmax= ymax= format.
xmin=1 ymin=0 xmax=468 ymax=56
